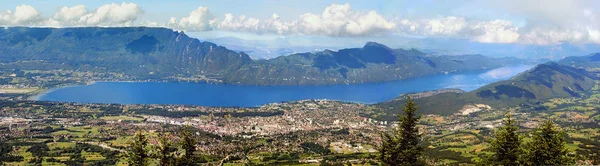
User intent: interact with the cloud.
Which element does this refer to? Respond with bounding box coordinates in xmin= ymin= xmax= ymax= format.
xmin=168 ymin=7 xmax=217 ymax=31
xmin=518 ymin=28 xmax=589 ymax=45
xmin=295 ymin=4 xmax=395 ymax=36
xmin=478 ymin=0 xmax=600 ymax=44
xmin=218 ymin=13 xmax=260 ymax=32
xmin=1 ymin=3 xmax=143 ymax=27
xmin=189 ymin=1 xmax=600 ymax=44
xmin=470 ymin=20 xmax=520 ymax=43
xmin=590 ymin=29 xmax=600 ymax=43
xmin=395 ymin=16 xmax=600 ymax=45
xmin=398 ymin=16 xmax=467 ymax=36
xmin=50 ymin=5 xmax=88 ymax=25
xmin=486 ymin=0 xmax=598 ymax=28
xmin=261 ymin=13 xmax=296 ymax=34
xmin=138 ymin=20 xmax=161 ymax=27
xmin=215 ymin=3 xmax=396 ymax=36
xmin=0 ymin=5 xmax=42 ymax=26
xmin=81 ymin=2 xmax=143 ymax=26
xmin=2 ymin=2 xmax=600 ymax=45
xmin=396 ymin=17 xmax=520 ymax=43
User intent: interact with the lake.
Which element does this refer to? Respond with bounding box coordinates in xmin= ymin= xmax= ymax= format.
xmin=36 ymin=65 xmax=533 ymax=107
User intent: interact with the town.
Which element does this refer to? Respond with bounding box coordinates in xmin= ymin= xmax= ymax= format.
xmin=1 ymin=91 xmax=599 ymax=165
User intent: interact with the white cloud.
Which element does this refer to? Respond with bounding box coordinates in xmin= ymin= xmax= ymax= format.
xmin=1 ymin=3 xmax=143 ymax=27
xmin=519 ymin=28 xmax=589 ymax=45
xmin=486 ymin=0 xmax=598 ymax=28
xmin=398 ymin=16 xmax=467 ymax=36
xmin=2 ymin=2 xmax=600 ymax=45
xmin=479 ymin=0 xmax=600 ymax=44
xmin=394 ymin=16 xmax=600 ymax=44
xmin=168 ymin=6 xmax=217 ymax=31
xmin=212 ymin=4 xmax=396 ymax=36
xmin=590 ymin=29 xmax=600 ymax=43
xmin=0 ymin=5 xmax=42 ymax=26
xmin=261 ymin=13 xmax=296 ymax=34
xmin=138 ymin=20 xmax=161 ymax=27
xmin=80 ymin=3 xmax=143 ymax=26
xmin=51 ymin=5 xmax=88 ymax=25
xmin=471 ymin=20 xmax=520 ymax=43
xmin=218 ymin=13 xmax=260 ymax=32
xmin=193 ymin=2 xmax=600 ymax=44
xmin=396 ymin=17 xmax=520 ymax=43
xmin=295 ymin=4 xmax=395 ymax=36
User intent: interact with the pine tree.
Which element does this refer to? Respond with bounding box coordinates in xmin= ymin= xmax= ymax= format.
xmin=379 ymin=96 xmax=422 ymax=165
xmin=484 ymin=114 xmax=522 ymax=166
xmin=178 ymin=126 xmax=198 ymax=165
xmin=522 ymin=120 xmax=574 ymax=165
xmin=126 ymin=129 xmax=149 ymax=166
xmin=154 ymin=133 xmax=176 ymax=166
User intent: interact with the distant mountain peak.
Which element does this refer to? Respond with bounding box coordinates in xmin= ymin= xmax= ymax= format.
xmin=589 ymin=53 xmax=600 ymax=61
xmin=534 ymin=61 xmax=560 ymax=68
xmin=363 ymin=42 xmax=391 ymax=50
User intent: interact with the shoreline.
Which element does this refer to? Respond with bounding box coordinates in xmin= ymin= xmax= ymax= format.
xmin=25 ymin=64 xmax=533 ymax=89
xmin=27 ymin=65 xmax=533 ymax=106
xmin=27 ymin=83 xmax=87 ymax=101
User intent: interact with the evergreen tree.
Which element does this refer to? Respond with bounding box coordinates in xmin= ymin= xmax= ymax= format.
xmin=379 ymin=96 xmax=423 ymax=165
xmin=126 ymin=129 xmax=149 ymax=166
xmin=483 ymin=114 xmax=522 ymax=166
xmin=522 ymin=120 xmax=574 ymax=165
xmin=154 ymin=133 xmax=177 ymax=166
xmin=178 ymin=126 xmax=198 ymax=165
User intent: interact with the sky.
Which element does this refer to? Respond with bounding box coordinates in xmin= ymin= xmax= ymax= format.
xmin=1 ymin=0 xmax=600 ymax=46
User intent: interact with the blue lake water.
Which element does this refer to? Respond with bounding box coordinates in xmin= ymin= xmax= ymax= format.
xmin=37 ymin=65 xmax=533 ymax=107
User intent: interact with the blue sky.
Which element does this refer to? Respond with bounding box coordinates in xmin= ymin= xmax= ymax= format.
xmin=1 ymin=0 xmax=521 ymax=23
xmin=0 ymin=0 xmax=599 ymax=45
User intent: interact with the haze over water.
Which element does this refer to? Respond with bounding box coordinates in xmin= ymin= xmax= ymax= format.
xmin=37 ymin=65 xmax=533 ymax=107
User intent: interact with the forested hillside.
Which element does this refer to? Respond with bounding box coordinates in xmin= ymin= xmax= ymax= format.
xmin=0 ymin=27 xmax=522 ymax=85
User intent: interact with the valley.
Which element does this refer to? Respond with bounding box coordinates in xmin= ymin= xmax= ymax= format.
xmin=1 ymin=27 xmax=599 ymax=165
xmin=1 ymin=80 xmax=599 ymax=165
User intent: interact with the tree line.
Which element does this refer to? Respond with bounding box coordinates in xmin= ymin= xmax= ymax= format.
xmin=126 ymin=126 xmax=204 ymax=166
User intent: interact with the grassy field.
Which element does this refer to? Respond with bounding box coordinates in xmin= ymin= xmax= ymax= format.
xmin=110 ymin=136 xmax=134 ymax=147
xmin=0 ymin=88 xmax=39 ymax=94
xmin=51 ymin=126 xmax=102 ymax=137
xmin=47 ymin=142 xmax=76 ymax=150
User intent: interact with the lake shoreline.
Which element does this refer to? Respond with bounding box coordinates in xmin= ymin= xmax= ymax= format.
xmin=33 ymin=65 xmax=534 ymax=107
xmin=27 ymin=83 xmax=88 ymax=101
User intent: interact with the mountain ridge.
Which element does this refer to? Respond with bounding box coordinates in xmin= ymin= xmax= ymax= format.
xmin=0 ymin=27 xmax=524 ymax=85
xmin=375 ymin=62 xmax=598 ymax=118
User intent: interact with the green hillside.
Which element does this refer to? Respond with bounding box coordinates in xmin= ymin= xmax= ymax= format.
xmin=375 ymin=62 xmax=598 ymax=118
xmin=559 ymin=53 xmax=600 ymax=69
xmin=0 ymin=27 xmax=523 ymax=85
xmin=0 ymin=27 xmax=252 ymax=80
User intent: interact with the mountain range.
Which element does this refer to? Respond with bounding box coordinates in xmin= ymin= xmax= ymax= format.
xmin=203 ymin=35 xmax=600 ymax=61
xmin=375 ymin=62 xmax=598 ymax=118
xmin=559 ymin=53 xmax=600 ymax=69
xmin=0 ymin=27 xmax=524 ymax=86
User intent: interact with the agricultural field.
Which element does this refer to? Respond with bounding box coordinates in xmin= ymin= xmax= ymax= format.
xmin=0 ymin=88 xmax=39 ymax=94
